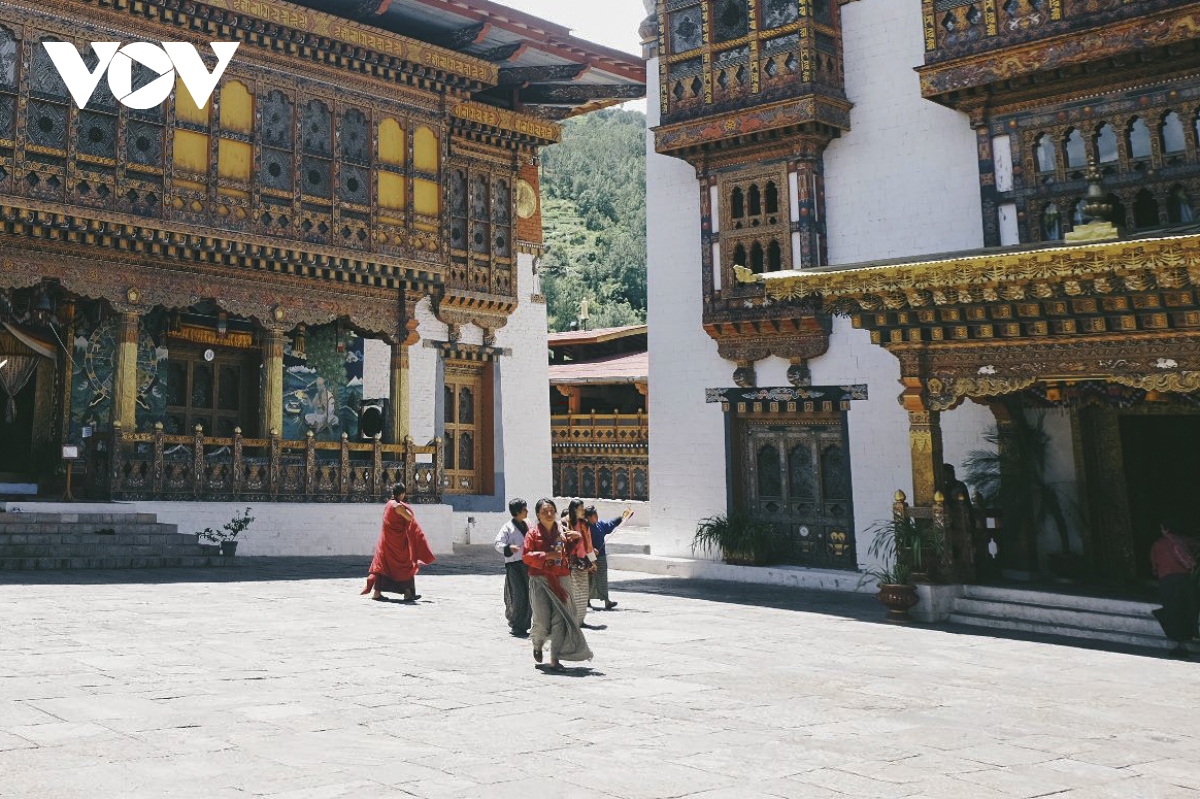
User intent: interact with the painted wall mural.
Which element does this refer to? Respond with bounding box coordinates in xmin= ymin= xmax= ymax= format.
xmin=69 ymin=309 xmax=169 ymax=446
xmin=282 ymin=323 xmax=364 ymax=441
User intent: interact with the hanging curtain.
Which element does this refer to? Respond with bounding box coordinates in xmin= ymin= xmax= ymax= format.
xmin=0 ymin=355 xmax=38 ymax=422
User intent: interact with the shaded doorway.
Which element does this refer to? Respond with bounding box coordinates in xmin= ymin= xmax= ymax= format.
xmin=1119 ymin=415 xmax=1200 ymax=580
xmin=0 ymin=371 xmax=36 ymax=478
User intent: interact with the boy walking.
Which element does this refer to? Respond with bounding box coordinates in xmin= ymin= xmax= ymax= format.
xmin=586 ymin=506 xmax=633 ymax=611
xmin=494 ymin=498 xmax=532 ymax=636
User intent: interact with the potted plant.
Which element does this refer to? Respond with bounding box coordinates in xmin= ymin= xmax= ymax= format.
xmin=861 ymin=513 xmax=942 ymax=622
xmin=692 ymin=510 xmax=782 ymax=566
xmin=198 ymin=507 xmax=255 ymax=556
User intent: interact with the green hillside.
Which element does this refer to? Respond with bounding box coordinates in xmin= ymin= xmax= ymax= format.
xmin=539 ymin=108 xmax=647 ymax=332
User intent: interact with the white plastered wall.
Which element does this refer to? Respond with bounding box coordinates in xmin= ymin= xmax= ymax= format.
xmin=646 ymin=55 xmax=734 ymax=558
xmin=823 ymin=0 xmax=983 ymax=264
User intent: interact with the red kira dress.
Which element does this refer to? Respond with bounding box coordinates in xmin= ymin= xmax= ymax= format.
xmin=361 ymin=499 xmax=436 ymax=595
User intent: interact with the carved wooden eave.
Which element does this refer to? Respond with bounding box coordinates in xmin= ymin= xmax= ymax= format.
xmin=0 ymin=248 xmax=415 ymax=341
xmin=760 ymin=230 xmax=1200 ymax=409
xmin=450 ymin=101 xmax=563 ymax=152
xmin=703 ymin=315 xmax=830 ymax=364
xmin=432 ymin=290 xmax=517 ymax=341
xmin=653 ymin=95 xmax=852 ymax=162
xmin=73 ymin=0 xmax=498 ymax=98
xmin=917 ymin=6 xmax=1200 ymax=110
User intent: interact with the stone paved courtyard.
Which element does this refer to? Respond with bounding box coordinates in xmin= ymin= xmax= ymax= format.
xmin=1 ymin=553 xmax=1198 ymax=799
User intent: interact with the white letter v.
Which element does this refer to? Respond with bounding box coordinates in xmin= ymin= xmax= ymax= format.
xmin=164 ymin=42 xmax=239 ymax=110
xmin=42 ymin=42 xmax=120 ymax=109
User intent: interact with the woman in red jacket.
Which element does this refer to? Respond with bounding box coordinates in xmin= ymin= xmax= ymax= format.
xmin=523 ymin=498 xmax=592 ymax=671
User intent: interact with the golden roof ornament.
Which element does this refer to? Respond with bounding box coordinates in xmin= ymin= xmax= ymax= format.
xmin=1065 ymin=161 xmax=1119 ymax=243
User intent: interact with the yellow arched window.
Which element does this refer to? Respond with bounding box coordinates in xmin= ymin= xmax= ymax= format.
xmin=377 ymin=118 xmax=407 ymax=220
xmin=217 ymin=81 xmax=253 ymax=193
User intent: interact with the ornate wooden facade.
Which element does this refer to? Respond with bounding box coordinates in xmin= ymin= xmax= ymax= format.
xmin=650 ymin=0 xmax=1200 ymax=579
xmin=650 ymin=0 xmax=849 ymax=386
xmin=0 ymin=0 xmax=643 ymax=500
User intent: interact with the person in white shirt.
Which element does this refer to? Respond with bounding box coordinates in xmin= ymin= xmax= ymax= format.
xmin=494 ymin=498 xmax=532 ymax=637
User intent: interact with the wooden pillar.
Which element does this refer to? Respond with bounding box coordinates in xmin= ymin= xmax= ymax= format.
xmin=899 ymin=372 xmax=943 ymax=508
xmin=557 ymin=384 xmax=581 ymax=414
xmin=389 ymin=341 xmax=409 ymax=445
xmin=112 ymin=311 xmax=140 ymax=430
xmin=260 ymin=328 xmax=286 ymax=436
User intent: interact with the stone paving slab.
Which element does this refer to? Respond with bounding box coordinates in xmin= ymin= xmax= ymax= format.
xmin=1 ymin=554 xmax=1198 ymax=799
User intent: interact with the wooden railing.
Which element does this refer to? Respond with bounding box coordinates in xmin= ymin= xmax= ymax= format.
xmin=86 ymin=423 xmax=443 ymax=504
xmin=551 ymin=413 xmax=649 ymax=501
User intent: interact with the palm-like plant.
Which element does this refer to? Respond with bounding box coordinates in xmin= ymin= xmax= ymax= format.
xmin=962 ymin=406 xmax=1071 ymax=561
xmin=861 ymin=513 xmax=943 ymax=586
xmin=692 ymin=511 xmax=783 ymax=565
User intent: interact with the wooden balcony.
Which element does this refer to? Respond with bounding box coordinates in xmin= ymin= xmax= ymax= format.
xmin=86 ymin=423 xmax=443 ymax=504
xmin=551 ymin=413 xmax=649 ymax=501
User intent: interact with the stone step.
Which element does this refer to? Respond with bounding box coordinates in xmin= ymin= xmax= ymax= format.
xmin=946 ymin=610 xmax=1192 ymax=652
xmin=0 ymin=512 xmax=160 ymax=525
xmin=0 ymin=555 xmax=234 ymax=570
xmin=961 ymin=583 xmax=1154 ymax=616
xmin=953 ymin=596 xmax=1163 ymax=638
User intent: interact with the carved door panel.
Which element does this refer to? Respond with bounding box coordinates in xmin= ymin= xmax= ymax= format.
xmin=738 ymin=415 xmax=856 ymax=569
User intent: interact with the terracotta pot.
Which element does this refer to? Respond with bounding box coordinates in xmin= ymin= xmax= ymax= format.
xmin=876 ymin=583 xmax=919 ymax=623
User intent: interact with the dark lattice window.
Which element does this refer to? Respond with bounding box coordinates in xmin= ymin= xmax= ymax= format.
xmin=262 ymin=91 xmax=293 ymax=149
xmin=731 ymin=186 xmax=745 ymax=219
xmin=340 ymin=109 xmax=369 ymax=163
xmin=762 ymin=0 xmax=798 ymax=28
xmin=77 ymin=111 xmax=117 ymax=158
xmin=669 ymin=3 xmax=704 ymax=53
xmin=821 ymin=444 xmax=849 ymax=500
xmin=302 ymin=155 xmax=331 ymax=197
xmin=733 ymin=243 xmax=747 ymax=267
xmin=302 ymin=100 xmax=331 ymax=155
xmin=714 ymin=0 xmax=749 ymax=43
xmin=748 ymin=183 xmax=762 ymax=216
xmin=1072 ymin=198 xmax=1088 ymax=226
xmin=262 ymin=148 xmax=292 ymax=191
xmin=788 ymin=445 xmax=815 ymax=500
xmin=470 ymin=173 xmax=490 ymax=255
xmin=260 ymin=90 xmax=293 ymax=192
xmin=0 ymin=28 xmax=15 ymax=141
xmin=765 ymin=181 xmax=779 ymax=215
xmin=30 ymin=40 xmax=67 ymax=97
xmin=757 ymin=445 xmax=781 ymax=497
xmin=492 ymin=178 xmax=511 ymax=258
xmin=27 ymin=100 xmax=66 ymax=150
xmin=337 ymin=109 xmax=369 ymax=206
xmin=127 ymin=120 xmax=163 ymax=166
xmin=449 ymin=169 xmax=467 ymax=251
xmin=767 ymin=240 xmax=782 ymax=272
xmin=750 ymin=241 xmax=764 ymax=273
xmin=1106 ymin=193 xmax=1126 ymax=228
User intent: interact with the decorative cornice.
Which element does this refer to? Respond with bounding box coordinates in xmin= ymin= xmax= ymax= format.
xmin=450 ymin=102 xmax=563 ymax=148
xmin=761 ymin=233 xmax=1200 ymax=312
xmin=918 ymin=8 xmax=1200 ymax=103
xmin=653 ymin=95 xmax=851 ymax=159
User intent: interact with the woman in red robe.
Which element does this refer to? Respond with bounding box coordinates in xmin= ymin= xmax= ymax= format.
xmin=361 ymin=481 xmax=436 ymax=602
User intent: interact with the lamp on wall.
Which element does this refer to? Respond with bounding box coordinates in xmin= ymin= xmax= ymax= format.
xmin=292 ymin=323 xmax=307 ymax=359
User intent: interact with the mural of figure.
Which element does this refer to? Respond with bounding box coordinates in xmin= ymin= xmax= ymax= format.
xmin=304 ymin=376 xmax=339 ymax=434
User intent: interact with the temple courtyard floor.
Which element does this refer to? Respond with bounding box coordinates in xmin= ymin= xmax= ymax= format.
xmin=1 ymin=553 xmax=1197 ymax=799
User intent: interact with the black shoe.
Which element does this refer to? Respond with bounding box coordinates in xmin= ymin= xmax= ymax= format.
xmin=604 ymin=601 xmax=618 ymax=610
xmin=510 ymin=629 xmax=529 ymax=638
xmin=533 ymin=647 xmax=543 ymax=663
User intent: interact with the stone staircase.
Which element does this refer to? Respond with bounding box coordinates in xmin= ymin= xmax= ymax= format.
xmin=948 ymin=584 xmax=1198 ymax=654
xmin=0 ymin=511 xmax=233 ymax=570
